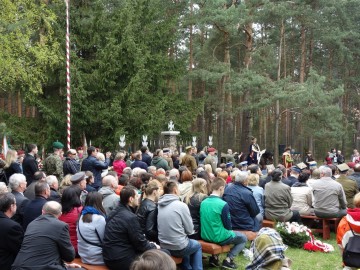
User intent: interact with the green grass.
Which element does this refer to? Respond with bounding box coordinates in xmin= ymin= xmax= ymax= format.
xmin=204 ymin=233 xmax=343 ymax=270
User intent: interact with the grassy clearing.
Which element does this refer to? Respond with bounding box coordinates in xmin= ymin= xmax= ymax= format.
xmin=204 ymin=233 xmax=343 ymax=270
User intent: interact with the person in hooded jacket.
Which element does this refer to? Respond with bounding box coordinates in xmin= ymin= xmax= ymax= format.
xmin=151 ymin=149 xmax=170 ymax=171
xmin=157 ymin=181 xmax=202 ymax=270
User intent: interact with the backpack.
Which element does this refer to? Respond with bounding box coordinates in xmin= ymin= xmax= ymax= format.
xmin=343 ymin=222 xmax=360 ymax=268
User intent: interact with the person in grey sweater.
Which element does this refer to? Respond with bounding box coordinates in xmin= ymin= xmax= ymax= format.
xmin=157 ymin=181 xmax=202 ymax=270
xmin=98 ymin=175 xmax=119 ymax=215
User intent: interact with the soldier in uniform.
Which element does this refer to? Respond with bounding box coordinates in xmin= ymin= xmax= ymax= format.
xmin=225 ymin=149 xmax=236 ymax=165
xmin=43 ymin=141 xmax=64 ymax=181
xmin=204 ymin=147 xmax=217 ymax=174
xmin=181 ymin=146 xmax=197 ymax=174
xmin=336 ymin=163 xmax=359 ymax=208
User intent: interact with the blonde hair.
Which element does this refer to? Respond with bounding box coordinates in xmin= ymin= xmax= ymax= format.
xmin=115 ymin=152 xmax=125 ymax=161
xmin=97 ymin=152 xmax=105 ymax=162
xmin=248 ymin=174 xmax=259 ymax=186
xmin=4 ymin=149 xmax=17 ymax=169
xmin=204 ymin=164 xmax=212 ymax=174
xmin=185 ymin=178 xmax=208 ymax=204
xmin=354 ymin=193 xmax=360 ymax=208
xmin=60 ymin=174 xmax=72 ymax=188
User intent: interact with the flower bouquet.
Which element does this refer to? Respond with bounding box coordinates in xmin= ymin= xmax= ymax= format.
xmin=276 ymin=222 xmax=310 ymax=248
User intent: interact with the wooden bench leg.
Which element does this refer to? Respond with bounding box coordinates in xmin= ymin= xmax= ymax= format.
xmin=322 ymin=219 xmax=330 ymax=240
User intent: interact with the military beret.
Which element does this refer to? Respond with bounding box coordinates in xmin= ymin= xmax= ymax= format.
xmin=53 ymin=141 xmax=64 ymax=149
xmin=207 ymin=147 xmax=216 ymax=153
xmin=185 ymin=146 xmax=192 ymax=151
xmin=71 ymin=172 xmax=88 ymax=184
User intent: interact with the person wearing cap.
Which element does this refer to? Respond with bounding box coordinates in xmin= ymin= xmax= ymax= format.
xmin=311 ymin=166 xmax=347 ymax=218
xmin=238 ymin=161 xmax=248 ymax=171
xmin=282 ymin=166 xmax=301 ymax=187
xmin=336 ymin=163 xmax=359 ymax=208
xmin=191 ymin=147 xmax=199 ymax=166
xmin=282 ymin=147 xmax=293 ymax=170
xmin=205 ymin=147 xmax=217 ymax=174
xmin=43 ymin=141 xmax=64 ymax=181
xmin=181 ymin=146 xmax=197 ymax=174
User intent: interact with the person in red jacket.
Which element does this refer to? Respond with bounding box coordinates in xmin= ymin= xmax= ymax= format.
xmin=59 ymin=185 xmax=83 ymax=255
xmin=337 ymin=192 xmax=360 ymax=267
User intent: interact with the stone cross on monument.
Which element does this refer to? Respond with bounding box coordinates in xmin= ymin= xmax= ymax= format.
xmin=161 ymin=120 xmax=180 ymax=153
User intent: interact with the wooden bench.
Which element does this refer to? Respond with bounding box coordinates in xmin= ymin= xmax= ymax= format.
xmin=71 ymin=258 xmax=109 ymax=270
xmin=262 ymin=219 xmax=276 ymax=228
xmin=301 ymin=215 xmax=341 ymax=240
xmin=236 ymin=230 xmax=258 ymax=241
xmin=198 ymin=240 xmax=231 ymax=255
xmin=171 ymin=256 xmax=183 ymax=265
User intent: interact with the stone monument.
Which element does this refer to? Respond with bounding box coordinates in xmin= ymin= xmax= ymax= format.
xmin=161 ymin=120 xmax=180 ymax=153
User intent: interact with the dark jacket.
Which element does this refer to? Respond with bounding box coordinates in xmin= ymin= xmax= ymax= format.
xmin=103 ymin=204 xmax=156 ymax=268
xmin=348 ymin=172 xmax=360 ymax=189
xmin=151 ymin=157 xmax=170 ymax=171
xmin=63 ymin=157 xmax=80 ymax=176
xmin=131 ymin=160 xmax=148 ymax=171
xmin=141 ymin=153 xmax=152 ymax=166
xmin=12 ymin=214 xmax=75 ymax=270
xmin=22 ymin=196 xmax=48 ymax=230
xmin=0 ymin=212 xmax=24 ymax=270
xmin=282 ymin=176 xmax=298 ymax=187
xmin=11 ymin=191 xmax=29 ymax=225
xmin=48 ymin=188 xmax=61 ymax=203
xmin=186 ymin=193 xmax=207 ymax=240
xmin=81 ymin=156 xmax=109 ymax=189
xmin=223 ymin=182 xmax=260 ymax=231
xmin=137 ymin=198 xmax=158 ymax=242
xmin=5 ymin=162 xmax=22 ymax=181
xmin=22 ymin=154 xmax=38 ymax=185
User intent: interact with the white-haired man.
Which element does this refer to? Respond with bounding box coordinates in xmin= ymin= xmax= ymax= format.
xmin=46 ymin=175 xmax=61 ymax=203
xmin=223 ymin=171 xmax=260 ymax=233
xmin=311 ymin=166 xmax=347 ymax=218
xmin=98 ymin=175 xmax=120 ymax=215
xmin=9 ymin=173 xmax=29 ymax=225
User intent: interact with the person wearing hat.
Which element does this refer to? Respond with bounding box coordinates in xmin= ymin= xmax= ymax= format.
xmin=43 ymin=141 xmax=64 ymax=181
xmin=238 ymin=161 xmax=248 ymax=171
xmin=162 ymin=148 xmax=174 ymax=169
xmin=282 ymin=147 xmax=293 ymax=170
xmin=181 ymin=146 xmax=197 ymax=174
xmin=205 ymin=147 xmax=217 ymax=174
xmin=282 ymin=166 xmax=300 ymax=187
xmin=336 ymin=163 xmax=359 ymax=208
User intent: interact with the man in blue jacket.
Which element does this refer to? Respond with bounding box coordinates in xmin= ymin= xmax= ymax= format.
xmin=81 ymin=146 xmax=111 ymax=190
xmin=223 ymin=170 xmax=260 ymax=232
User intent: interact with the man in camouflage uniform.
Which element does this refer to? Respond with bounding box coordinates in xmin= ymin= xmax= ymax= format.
xmin=182 ymin=146 xmax=197 ymax=174
xmin=43 ymin=141 xmax=64 ymax=181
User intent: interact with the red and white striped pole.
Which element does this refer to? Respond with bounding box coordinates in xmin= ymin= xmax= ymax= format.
xmin=65 ymin=0 xmax=71 ymax=150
